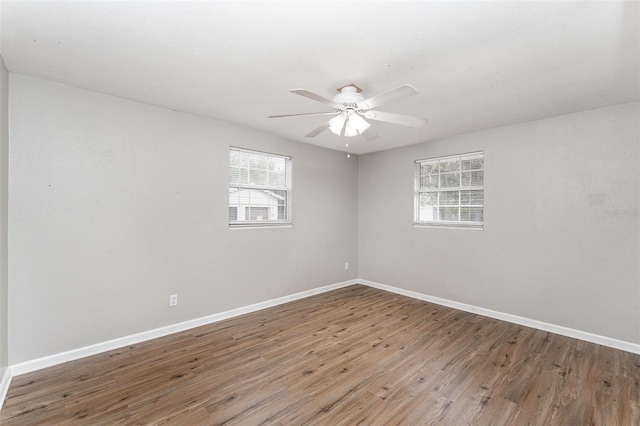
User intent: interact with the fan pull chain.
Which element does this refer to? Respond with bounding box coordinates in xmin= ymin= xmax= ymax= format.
xmin=346 ymin=143 xmax=350 ymax=158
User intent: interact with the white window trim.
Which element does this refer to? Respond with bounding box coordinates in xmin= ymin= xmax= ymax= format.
xmin=229 ymin=224 xmax=293 ymax=230
xmin=229 ymin=147 xmax=292 ymax=228
xmin=414 ymin=151 xmax=484 ymax=230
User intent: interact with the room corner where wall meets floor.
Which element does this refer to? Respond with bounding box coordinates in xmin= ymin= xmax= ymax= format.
xmin=358 ymin=101 xmax=640 ymax=349
xmin=3 ymin=284 xmax=638 ymax=425
xmin=6 ymin=277 xmax=640 ymax=383
xmin=7 ymin=74 xmax=359 ymax=368
xmin=8 ymin=279 xmax=361 ymax=377
xmin=1 ymin=280 xmax=639 ymax=422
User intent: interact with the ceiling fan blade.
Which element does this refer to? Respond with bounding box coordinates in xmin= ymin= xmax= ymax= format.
xmin=363 ymin=110 xmax=427 ymax=128
xmin=269 ymin=112 xmax=338 ymax=119
xmin=305 ymin=122 xmax=331 ymax=138
xmin=358 ymin=84 xmax=419 ymax=110
xmin=361 ymin=128 xmax=380 ymax=141
xmin=290 ymin=89 xmax=340 ymax=108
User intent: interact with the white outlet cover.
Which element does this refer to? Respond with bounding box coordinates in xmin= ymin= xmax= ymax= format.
xmin=169 ymin=294 xmax=178 ymax=306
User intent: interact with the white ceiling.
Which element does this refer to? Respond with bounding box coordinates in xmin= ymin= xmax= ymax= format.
xmin=1 ymin=1 xmax=638 ymax=155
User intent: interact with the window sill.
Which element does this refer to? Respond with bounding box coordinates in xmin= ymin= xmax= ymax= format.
xmin=229 ymin=224 xmax=293 ymax=230
xmin=413 ymin=223 xmax=483 ymax=231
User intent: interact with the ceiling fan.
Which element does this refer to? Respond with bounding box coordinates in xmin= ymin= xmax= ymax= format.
xmin=269 ymin=83 xmax=427 ymax=141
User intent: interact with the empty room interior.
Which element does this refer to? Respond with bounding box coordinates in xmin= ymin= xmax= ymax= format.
xmin=0 ymin=1 xmax=638 ymax=425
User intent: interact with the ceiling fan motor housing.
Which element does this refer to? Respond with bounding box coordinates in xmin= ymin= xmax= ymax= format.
xmin=333 ymin=86 xmax=366 ymax=110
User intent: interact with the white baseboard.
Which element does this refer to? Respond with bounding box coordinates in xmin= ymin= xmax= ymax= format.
xmin=0 ymin=367 xmax=11 ymax=411
xmin=10 ymin=279 xmax=359 ymax=376
xmin=8 ymin=276 xmax=639 ymax=378
xmin=359 ymin=279 xmax=640 ymax=355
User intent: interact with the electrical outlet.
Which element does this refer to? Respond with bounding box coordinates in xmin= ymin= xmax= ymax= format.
xmin=169 ymin=294 xmax=178 ymax=307
xmin=344 ymin=262 xmax=349 ymax=271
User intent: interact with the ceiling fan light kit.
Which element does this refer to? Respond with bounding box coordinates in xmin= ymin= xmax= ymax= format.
xmin=330 ymin=109 xmax=371 ymax=137
xmin=344 ymin=111 xmax=371 ymax=137
xmin=269 ymin=83 xmax=428 ymax=148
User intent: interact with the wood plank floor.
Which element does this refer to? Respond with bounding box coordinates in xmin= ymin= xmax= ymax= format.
xmin=1 ymin=285 xmax=638 ymax=425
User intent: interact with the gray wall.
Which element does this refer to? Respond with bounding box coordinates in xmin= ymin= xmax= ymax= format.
xmin=6 ymin=72 xmax=639 ymax=366
xmin=358 ymin=102 xmax=640 ymax=344
xmin=8 ymin=74 xmax=358 ymax=364
xmin=0 ymin=56 xmax=9 ymax=374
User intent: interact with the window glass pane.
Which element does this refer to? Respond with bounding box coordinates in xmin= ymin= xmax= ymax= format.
xmin=249 ymin=153 xmax=269 ymax=170
xmin=419 ymin=192 xmax=438 ymax=221
xmin=461 ymin=156 xmax=483 ymax=170
xmin=270 ymin=189 xmax=287 ymax=201
xmin=277 ymin=206 xmax=287 ymax=220
xmin=250 ymin=190 xmax=271 ymax=209
xmin=440 ymin=172 xmax=460 ymax=188
xmin=229 ymin=207 xmax=238 ymax=221
xmin=461 ymin=170 xmax=483 ymax=187
xmin=439 ymin=191 xmax=459 ymax=205
xmin=249 ymin=168 xmax=268 ymax=186
xmin=460 ymin=207 xmax=470 ymax=222
xmin=269 ymin=157 xmax=286 ymax=173
xmin=228 ymin=187 xmax=238 ymax=203
xmin=460 ymin=190 xmax=483 ymax=205
xmin=276 ymin=190 xmax=288 ymax=220
xmin=419 ymin=192 xmax=437 ymax=206
xmin=421 ymin=162 xmax=439 ymax=175
xmin=440 ymin=159 xmax=460 ymax=173
xmin=439 ymin=207 xmax=459 ymax=221
xmin=268 ymin=157 xmax=286 ymax=187
xmin=270 ymin=173 xmax=285 ymax=188
xmin=460 ymin=206 xmax=485 ymax=222
xmin=420 ymin=174 xmax=439 ymax=189
xmin=230 ymin=150 xmax=248 ymax=168
xmin=469 ymin=207 xmax=484 ymax=222
xmin=249 ymin=207 xmax=269 ymax=221
xmin=237 ymin=188 xmax=251 ymax=204
xmin=229 ymin=167 xmax=248 ymax=185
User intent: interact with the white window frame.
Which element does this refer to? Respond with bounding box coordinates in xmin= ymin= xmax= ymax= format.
xmin=414 ymin=151 xmax=484 ymax=230
xmin=229 ymin=147 xmax=292 ymax=228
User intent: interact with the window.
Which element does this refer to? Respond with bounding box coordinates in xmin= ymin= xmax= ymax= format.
xmin=415 ymin=152 xmax=484 ymax=229
xmin=229 ymin=147 xmax=291 ymax=227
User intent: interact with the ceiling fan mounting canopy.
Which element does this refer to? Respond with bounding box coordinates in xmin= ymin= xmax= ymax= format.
xmin=269 ymin=83 xmax=427 ymax=141
xmin=332 ymin=84 xmax=366 ymax=110
xmin=336 ymin=83 xmax=363 ymax=93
